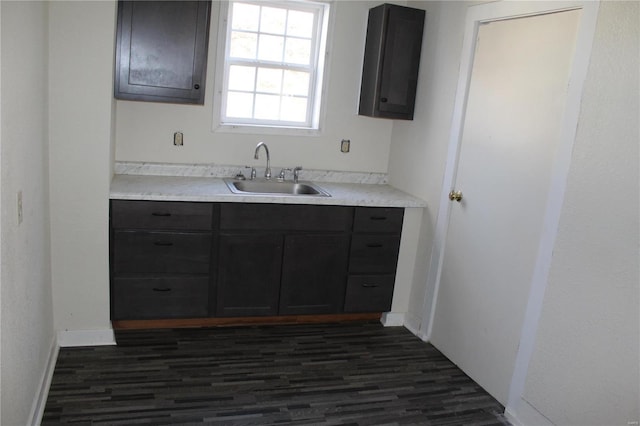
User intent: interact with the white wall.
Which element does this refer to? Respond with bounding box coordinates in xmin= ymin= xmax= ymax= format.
xmin=390 ymin=1 xmax=639 ymax=425
xmin=49 ymin=0 xmax=116 ymax=335
xmin=521 ymin=2 xmax=639 ymax=424
xmin=388 ymin=0 xmax=475 ymax=332
xmin=0 ymin=1 xmax=54 ymax=424
xmin=114 ymin=0 xmax=395 ymax=173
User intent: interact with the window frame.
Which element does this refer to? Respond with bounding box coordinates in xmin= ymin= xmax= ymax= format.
xmin=213 ymin=0 xmax=333 ymax=135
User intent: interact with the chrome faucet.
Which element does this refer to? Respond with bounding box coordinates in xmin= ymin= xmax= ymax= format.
xmin=254 ymin=142 xmax=271 ymax=179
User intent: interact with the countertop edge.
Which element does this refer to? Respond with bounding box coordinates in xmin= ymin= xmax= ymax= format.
xmin=110 ymin=175 xmax=427 ymax=208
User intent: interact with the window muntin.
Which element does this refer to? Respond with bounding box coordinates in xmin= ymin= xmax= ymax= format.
xmin=219 ymin=0 xmax=329 ymax=129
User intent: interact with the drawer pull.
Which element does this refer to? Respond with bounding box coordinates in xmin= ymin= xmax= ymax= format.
xmin=362 ymin=283 xmax=379 ymax=288
xmin=152 ymin=287 xmax=172 ymax=292
xmin=366 ymin=243 xmax=384 ymax=248
xmin=153 ymin=241 xmax=174 ymax=247
xmin=369 ymin=216 xmax=387 ymax=221
xmin=151 ymin=212 xmax=172 ymax=217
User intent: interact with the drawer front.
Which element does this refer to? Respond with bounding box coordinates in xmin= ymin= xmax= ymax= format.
xmin=111 ymin=200 xmax=213 ymax=230
xmin=353 ymin=207 xmax=404 ymax=233
xmin=112 ymin=277 xmax=209 ymax=320
xmin=349 ymin=234 xmax=401 ymax=273
xmin=112 ymin=231 xmax=212 ymax=274
xmin=344 ymin=275 xmax=395 ymax=313
xmin=220 ymin=203 xmax=353 ymax=231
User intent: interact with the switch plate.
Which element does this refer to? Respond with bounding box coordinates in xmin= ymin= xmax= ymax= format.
xmin=341 ymin=139 xmax=350 ymax=153
xmin=174 ymin=132 xmax=183 ymax=146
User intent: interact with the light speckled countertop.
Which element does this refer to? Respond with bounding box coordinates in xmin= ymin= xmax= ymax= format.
xmin=110 ymin=174 xmax=426 ymax=208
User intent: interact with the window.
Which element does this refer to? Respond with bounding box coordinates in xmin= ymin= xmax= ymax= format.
xmin=216 ymin=0 xmax=330 ymax=131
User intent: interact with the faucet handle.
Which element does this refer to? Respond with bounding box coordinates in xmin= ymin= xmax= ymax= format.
xmin=293 ymin=166 xmax=303 ymax=183
xmin=277 ymin=168 xmax=292 ymax=181
xmin=244 ymin=165 xmax=256 ymax=180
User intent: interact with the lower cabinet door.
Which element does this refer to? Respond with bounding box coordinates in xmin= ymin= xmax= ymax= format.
xmin=279 ymin=234 xmax=350 ymax=315
xmin=216 ymin=233 xmax=283 ymax=317
xmin=112 ymin=277 xmax=209 ymax=320
xmin=343 ymin=275 xmax=395 ymax=313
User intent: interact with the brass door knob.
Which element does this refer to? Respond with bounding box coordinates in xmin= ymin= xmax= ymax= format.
xmin=449 ymin=190 xmax=463 ymax=202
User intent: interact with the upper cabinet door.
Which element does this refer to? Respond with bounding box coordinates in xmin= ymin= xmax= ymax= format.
xmin=114 ymin=1 xmax=211 ymax=105
xmin=358 ymin=4 xmax=425 ymax=120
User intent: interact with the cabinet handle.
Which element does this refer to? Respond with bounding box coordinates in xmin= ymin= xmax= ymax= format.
xmin=369 ymin=216 xmax=387 ymax=221
xmin=152 ymin=287 xmax=171 ymax=292
xmin=366 ymin=243 xmax=383 ymax=248
xmin=380 ymin=97 xmax=388 ymax=103
xmin=362 ymin=283 xmax=379 ymax=288
xmin=194 ymin=84 xmax=200 ymax=90
xmin=153 ymin=241 xmax=174 ymax=246
xmin=151 ymin=212 xmax=171 ymax=217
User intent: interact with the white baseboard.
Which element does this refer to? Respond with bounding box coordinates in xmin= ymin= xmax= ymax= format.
xmin=28 ymin=336 xmax=59 ymax=426
xmin=380 ymin=312 xmax=405 ymax=327
xmin=505 ymin=398 xmax=555 ymax=426
xmin=57 ymin=328 xmax=116 ymax=347
xmin=403 ymin=312 xmax=427 ymax=341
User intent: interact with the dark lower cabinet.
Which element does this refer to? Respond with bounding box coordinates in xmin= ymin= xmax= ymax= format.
xmin=279 ymin=234 xmax=350 ymax=315
xmin=344 ymin=275 xmax=395 ymax=313
xmin=216 ymin=234 xmax=282 ymax=317
xmin=112 ymin=276 xmax=209 ymax=320
xmin=110 ymin=200 xmax=404 ymax=322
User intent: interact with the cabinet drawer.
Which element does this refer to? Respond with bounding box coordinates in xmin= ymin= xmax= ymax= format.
xmin=112 ymin=277 xmax=209 ymax=320
xmin=353 ymin=207 xmax=404 ymax=233
xmin=111 ymin=200 xmax=213 ymax=230
xmin=344 ymin=275 xmax=395 ymax=313
xmin=112 ymin=231 xmax=211 ymax=274
xmin=349 ymin=234 xmax=401 ymax=273
xmin=220 ymin=203 xmax=353 ymax=231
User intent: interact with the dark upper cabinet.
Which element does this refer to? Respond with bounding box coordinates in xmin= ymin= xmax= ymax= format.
xmin=114 ymin=1 xmax=211 ymax=105
xmin=359 ymin=4 xmax=425 ymax=120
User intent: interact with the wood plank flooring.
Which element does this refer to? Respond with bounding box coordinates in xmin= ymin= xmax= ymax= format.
xmin=43 ymin=322 xmax=510 ymax=425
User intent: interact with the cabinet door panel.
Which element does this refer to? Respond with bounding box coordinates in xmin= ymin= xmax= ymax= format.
xmin=115 ymin=1 xmax=210 ymax=104
xmin=111 ymin=200 xmax=214 ymax=230
xmin=353 ymin=207 xmax=404 ymax=233
xmin=279 ymin=234 xmax=350 ymax=315
xmin=349 ymin=234 xmax=401 ymax=274
xmin=112 ymin=276 xmax=209 ymax=320
xmin=113 ymin=231 xmax=211 ymax=274
xmin=220 ymin=204 xmax=353 ymax=231
xmin=216 ymin=234 xmax=282 ymax=317
xmin=344 ymin=275 xmax=395 ymax=313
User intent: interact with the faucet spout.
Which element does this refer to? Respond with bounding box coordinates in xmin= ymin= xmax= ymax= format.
xmin=254 ymin=142 xmax=271 ymax=179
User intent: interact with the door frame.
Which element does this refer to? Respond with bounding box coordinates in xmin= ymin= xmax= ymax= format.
xmin=419 ymin=0 xmax=600 ymax=421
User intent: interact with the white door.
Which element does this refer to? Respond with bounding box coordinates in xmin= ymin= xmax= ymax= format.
xmin=430 ymin=10 xmax=581 ymax=404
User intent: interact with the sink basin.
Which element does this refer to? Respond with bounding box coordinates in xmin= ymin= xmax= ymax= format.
xmin=223 ymin=178 xmax=330 ymax=197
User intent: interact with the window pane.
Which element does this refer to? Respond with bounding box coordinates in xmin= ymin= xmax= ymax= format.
xmin=228 ymin=65 xmax=256 ymax=91
xmin=255 ymin=94 xmax=281 ymax=120
xmin=256 ymin=68 xmax=283 ymax=94
xmin=261 ymin=6 xmax=286 ymax=35
xmin=226 ymin=91 xmax=254 ymax=118
xmin=258 ymin=34 xmax=284 ymax=62
xmin=287 ymin=10 xmax=313 ymax=38
xmin=283 ymin=70 xmax=309 ymax=96
xmin=284 ymin=38 xmax=311 ymax=65
xmin=232 ymin=3 xmax=259 ymax=31
xmin=281 ymin=96 xmax=307 ymax=122
xmin=230 ymin=32 xmax=257 ymax=59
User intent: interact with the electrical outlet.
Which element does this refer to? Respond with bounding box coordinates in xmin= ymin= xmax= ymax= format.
xmin=174 ymin=131 xmax=184 ymax=146
xmin=341 ymin=139 xmax=350 ymax=153
xmin=17 ymin=190 xmax=23 ymax=225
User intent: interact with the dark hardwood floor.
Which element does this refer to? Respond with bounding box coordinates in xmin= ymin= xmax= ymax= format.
xmin=43 ymin=322 xmax=510 ymax=425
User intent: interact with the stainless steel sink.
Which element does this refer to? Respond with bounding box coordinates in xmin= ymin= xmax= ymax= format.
xmin=223 ymin=178 xmax=330 ymax=197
